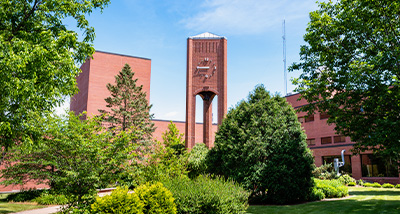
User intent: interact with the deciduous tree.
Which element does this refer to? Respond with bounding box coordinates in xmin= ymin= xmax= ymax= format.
xmin=207 ymin=85 xmax=314 ymax=204
xmin=290 ymin=0 xmax=400 ymax=163
xmin=0 ymin=0 xmax=110 ymax=164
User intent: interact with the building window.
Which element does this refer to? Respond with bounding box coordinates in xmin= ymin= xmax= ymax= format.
xmin=305 ymin=114 xmax=314 ymax=122
xmin=322 ymin=155 xmax=352 ymax=175
xmin=361 ymin=154 xmax=399 ymax=177
xmin=298 ymin=117 xmax=305 ymax=123
xmin=321 ymin=136 xmax=332 ymax=144
xmin=320 ymin=112 xmax=329 ymax=119
xmin=306 ymin=138 xmax=315 ymax=146
xmin=334 ymin=135 xmax=346 ymax=143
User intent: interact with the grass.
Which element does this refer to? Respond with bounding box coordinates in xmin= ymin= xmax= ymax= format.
xmin=0 ymin=194 xmax=47 ymax=214
xmin=247 ymin=187 xmax=400 ymax=214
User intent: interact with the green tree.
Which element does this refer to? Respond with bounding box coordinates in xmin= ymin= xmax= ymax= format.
xmin=99 ymin=63 xmax=154 ymax=141
xmin=0 ymin=0 xmax=110 ymax=164
xmin=289 ymin=0 xmax=400 ymax=163
xmin=207 ymin=85 xmax=315 ymax=204
xmin=162 ymin=121 xmax=185 ymax=155
xmin=1 ymin=112 xmax=137 ymax=210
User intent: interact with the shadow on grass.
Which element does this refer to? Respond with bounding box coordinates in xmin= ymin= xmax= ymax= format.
xmin=247 ymin=190 xmax=400 ymax=214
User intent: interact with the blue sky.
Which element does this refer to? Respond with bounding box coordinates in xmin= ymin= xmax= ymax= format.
xmin=59 ymin=0 xmax=322 ymax=122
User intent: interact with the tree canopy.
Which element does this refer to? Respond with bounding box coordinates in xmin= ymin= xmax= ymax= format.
xmin=99 ymin=63 xmax=154 ymax=142
xmin=290 ymin=0 xmax=400 ymax=162
xmin=0 ymin=0 xmax=110 ymax=163
xmin=207 ymin=85 xmax=314 ymax=204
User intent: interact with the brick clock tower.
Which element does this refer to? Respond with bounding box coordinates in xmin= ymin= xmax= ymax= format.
xmin=185 ymin=32 xmax=227 ymax=149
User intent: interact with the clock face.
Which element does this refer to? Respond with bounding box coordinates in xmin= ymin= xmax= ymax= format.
xmin=194 ymin=57 xmax=216 ymax=80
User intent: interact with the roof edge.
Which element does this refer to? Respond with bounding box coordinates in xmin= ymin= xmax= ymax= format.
xmin=95 ymin=50 xmax=151 ymax=61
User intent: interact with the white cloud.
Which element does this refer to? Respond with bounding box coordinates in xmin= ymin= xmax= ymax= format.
xmin=181 ymin=0 xmax=318 ymax=35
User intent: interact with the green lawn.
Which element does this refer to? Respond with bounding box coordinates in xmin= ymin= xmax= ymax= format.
xmin=247 ymin=187 xmax=400 ymax=214
xmin=0 ymin=194 xmax=47 ymax=214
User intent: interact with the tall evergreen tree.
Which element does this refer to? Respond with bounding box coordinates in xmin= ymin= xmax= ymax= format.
xmin=99 ymin=63 xmax=155 ymax=141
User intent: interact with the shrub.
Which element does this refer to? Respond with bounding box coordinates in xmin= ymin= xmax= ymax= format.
xmin=338 ymin=174 xmax=355 ymax=185
xmin=187 ymin=143 xmax=209 ymax=178
xmin=6 ymin=189 xmax=44 ymax=202
xmin=395 ymin=184 xmax=400 ymax=189
xmin=363 ymin=182 xmax=373 ymax=187
xmin=162 ymin=175 xmax=250 ymax=214
xmin=33 ymin=193 xmax=69 ymax=205
xmin=308 ymin=187 xmax=325 ymax=201
xmin=135 ymin=182 xmax=177 ymax=214
xmin=312 ymin=163 xmax=337 ymax=180
xmin=207 ymin=85 xmax=314 ymax=204
xmin=373 ymin=182 xmax=382 ymax=188
xmin=382 ymin=183 xmax=394 ymax=188
xmin=357 ymin=179 xmax=364 ymax=186
xmin=347 ymin=182 xmax=356 ymax=186
xmin=314 ymin=179 xmax=348 ymax=199
xmin=91 ymin=186 xmax=144 ymax=214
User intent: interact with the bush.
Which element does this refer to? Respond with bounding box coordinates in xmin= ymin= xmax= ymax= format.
xmin=338 ymin=174 xmax=355 ymax=185
xmin=347 ymin=182 xmax=356 ymax=186
xmin=187 ymin=143 xmax=209 ymax=178
xmin=312 ymin=163 xmax=337 ymax=180
xmin=207 ymin=85 xmax=315 ymax=204
xmin=162 ymin=175 xmax=250 ymax=214
xmin=308 ymin=187 xmax=325 ymax=201
xmin=135 ymin=182 xmax=177 ymax=214
xmin=33 ymin=193 xmax=69 ymax=205
xmin=6 ymin=189 xmax=44 ymax=202
xmin=395 ymin=184 xmax=400 ymax=189
xmin=373 ymin=182 xmax=382 ymax=188
xmin=382 ymin=183 xmax=394 ymax=188
xmin=313 ymin=179 xmax=348 ymax=199
xmin=357 ymin=179 xmax=364 ymax=186
xmin=91 ymin=186 xmax=144 ymax=214
xmin=364 ymin=182 xmax=382 ymax=188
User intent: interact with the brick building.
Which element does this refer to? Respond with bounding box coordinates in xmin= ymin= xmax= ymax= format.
xmin=286 ymin=93 xmax=400 ymax=184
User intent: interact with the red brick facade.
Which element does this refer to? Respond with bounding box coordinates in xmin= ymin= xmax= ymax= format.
xmin=185 ymin=34 xmax=227 ymax=149
xmin=286 ymin=93 xmax=400 ymax=184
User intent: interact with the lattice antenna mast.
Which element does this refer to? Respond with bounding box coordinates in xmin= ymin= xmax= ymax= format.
xmin=282 ymin=19 xmax=287 ymax=96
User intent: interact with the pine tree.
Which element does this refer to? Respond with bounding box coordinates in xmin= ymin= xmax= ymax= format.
xmin=99 ymin=63 xmax=155 ymax=141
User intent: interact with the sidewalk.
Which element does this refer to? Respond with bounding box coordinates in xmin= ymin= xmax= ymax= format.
xmin=12 ymin=206 xmax=61 ymax=214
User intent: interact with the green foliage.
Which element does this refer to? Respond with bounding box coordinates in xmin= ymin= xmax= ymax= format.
xmin=364 ymin=182 xmax=382 ymax=188
xmin=313 ymin=179 xmax=348 ymax=199
xmin=1 ymin=112 xmax=137 ymax=209
xmin=357 ymin=179 xmax=364 ymax=186
xmin=312 ymin=163 xmax=337 ymax=180
xmin=162 ymin=121 xmax=186 ymax=156
xmin=208 ymin=85 xmax=315 ymax=204
xmin=308 ymin=187 xmax=325 ymax=201
xmin=162 ymin=175 xmax=250 ymax=214
xmin=395 ymin=184 xmax=400 ymax=189
xmin=135 ymin=182 xmax=177 ymax=214
xmin=348 ymin=182 xmax=356 ymax=187
xmin=91 ymin=186 xmax=144 ymax=214
xmin=382 ymin=183 xmax=394 ymax=189
xmin=290 ymin=0 xmax=400 ymax=165
xmin=99 ymin=63 xmax=154 ymax=138
xmin=187 ymin=143 xmax=209 ymax=178
xmin=33 ymin=193 xmax=69 ymax=205
xmin=0 ymin=0 xmax=110 ymax=164
xmin=6 ymin=189 xmax=43 ymax=202
xmin=338 ymin=174 xmax=356 ymax=185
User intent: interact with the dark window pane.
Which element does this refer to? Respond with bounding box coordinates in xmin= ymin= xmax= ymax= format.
xmin=321 ymin=137 xmax=332 ymax=144
xmin=320 ymin=112 xmax=329 ymax=119
xmin=361 ymin=154 xmax=399 ymax=177
xmin=322 ymin=155 xmax=352 ymax=175
xmin=305 ymin=114 xmax=314 ymax=122
xmin=306 ymin=138 xmax=315 ymax=146
xmin=334 ymin=135 xmax=346 ymax=143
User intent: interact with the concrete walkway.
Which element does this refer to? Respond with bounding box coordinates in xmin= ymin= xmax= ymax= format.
xmin=12 ymin=206 xmax=61 ymax=214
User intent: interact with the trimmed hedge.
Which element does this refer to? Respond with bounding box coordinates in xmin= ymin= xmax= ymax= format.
xmin=382 ymin=183 xmax=394 ymax=188
xmin=395 ymin=184 xmax=400 ymax=189
xmin=91 ymin=183 xmax=176 ymax=214
xmin=347 ymin=182 xmax=356 ymax=186
xmin=162 ymin=175 xmax=250 ymax=214
xmin=338 ymin=174 xmax=355 ymax=185
xmin=364 ymin=182 xmax=382 ymax=188
xmin=6 ymin=189 xmax=44 ymax=202
xmin=310 ymin=179 xmax=348 ymax=200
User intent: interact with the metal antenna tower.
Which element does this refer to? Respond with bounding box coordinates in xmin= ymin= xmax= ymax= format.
xmin=282 ymin=19 xmax=287 ymax=96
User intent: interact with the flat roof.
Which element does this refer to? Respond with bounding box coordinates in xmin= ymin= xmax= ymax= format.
xmin=189 ymin=32 xmax=226 ymax=40
xmin=95 ymin=50 xmax=151 ymax=61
